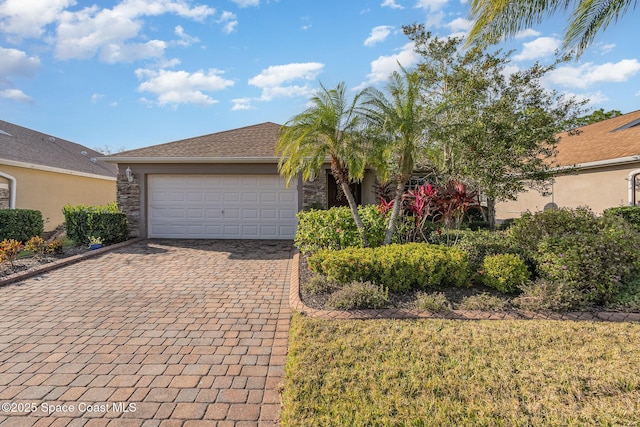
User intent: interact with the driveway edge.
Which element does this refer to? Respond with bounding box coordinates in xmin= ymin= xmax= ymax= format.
xmin=289 ymin=249 xmax=640 ymax=322
xmin=0 ymin=237 xmax=145 ymax=288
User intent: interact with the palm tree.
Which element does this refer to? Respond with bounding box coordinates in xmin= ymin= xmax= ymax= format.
xmin=467 ymin=0 xmax=637 ymax=56
xmin=361 ymin=67 xmax=425 ymax=245
xmin=277 ymin=82 xmax=370 ymax=246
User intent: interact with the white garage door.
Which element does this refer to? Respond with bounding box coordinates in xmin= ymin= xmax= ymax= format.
xmin=148 ymin=174 xmax=298 ymax=239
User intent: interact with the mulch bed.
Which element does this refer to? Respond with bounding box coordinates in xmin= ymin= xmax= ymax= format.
xmin=0 ymin=246 xmax=91 ymax=279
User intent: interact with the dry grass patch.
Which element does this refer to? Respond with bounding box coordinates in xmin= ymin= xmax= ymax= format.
xmin=282 ymin=315 xmax=640 ymax=426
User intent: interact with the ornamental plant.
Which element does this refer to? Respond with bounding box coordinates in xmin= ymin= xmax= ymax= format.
xmin=0 ymin=239 xmax=24 ymax=268
xmin=481 ymin=253 xmax=529 ymax=293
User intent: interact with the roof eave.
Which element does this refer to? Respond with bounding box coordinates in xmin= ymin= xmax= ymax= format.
xmin=101 ymin=156 xmax=280 ymax=164
xmin=553 ymin=155 xmax=640 ymax=172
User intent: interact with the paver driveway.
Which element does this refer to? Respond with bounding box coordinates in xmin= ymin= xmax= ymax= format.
xmin=0 ymin=239 xmax=293 ymax=427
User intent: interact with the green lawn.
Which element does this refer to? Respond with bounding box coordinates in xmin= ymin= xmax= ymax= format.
xmin=282 ymin=315 xmax=640 ymax=426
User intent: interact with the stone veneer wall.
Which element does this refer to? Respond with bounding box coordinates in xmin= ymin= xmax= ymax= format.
xmin=0 ymin=187 xmax=9 ymax=210
xmin=116 ymin=172 xmax=140 ymax=237
xmin=302 ymin=172 xmax=327 ymax=209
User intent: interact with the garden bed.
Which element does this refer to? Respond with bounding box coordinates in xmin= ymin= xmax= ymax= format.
xmin=0 ymin=244 xmax=92 ymax=279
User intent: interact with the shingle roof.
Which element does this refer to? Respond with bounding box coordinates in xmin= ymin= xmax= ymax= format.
xmin=111 ymin=122 xmax=283 ymax=159
xmin=0 ymin=120 xmax=117 ymax=178
xmin=555 ymin=109 xmax=640 ymax=166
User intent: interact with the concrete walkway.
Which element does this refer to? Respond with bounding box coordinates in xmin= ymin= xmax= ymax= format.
xmin=0 ymin=239 xmax=293 ymax=426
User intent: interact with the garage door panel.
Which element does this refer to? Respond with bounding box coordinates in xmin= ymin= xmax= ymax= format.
xmin=148 ymin=174 xmax=298 ymax=239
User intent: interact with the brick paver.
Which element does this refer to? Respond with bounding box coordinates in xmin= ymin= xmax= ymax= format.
xmin=0 ymin=240 xmax=292 ymax=426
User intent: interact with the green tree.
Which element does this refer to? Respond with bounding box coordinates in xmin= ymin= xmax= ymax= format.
xmin=405 ymin=26 xmax=586 ymax=229
xmin=360 ymin=67 xmax=425 ymax=245
xmin=277 ymin=82 xmax=370 ymax=246
xmin=467 ymin=0 xmax=637 ymax=56
xmin=576 ymin=108 xmax=622 ymax=127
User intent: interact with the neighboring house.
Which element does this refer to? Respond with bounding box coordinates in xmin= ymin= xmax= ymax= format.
xmin=496 ymin=109 xmax=640 ymax=221
xmin=104 ymin=122 xmax=378 ymax=239
xmin=0 ymin=120 xmax=117 ymax=231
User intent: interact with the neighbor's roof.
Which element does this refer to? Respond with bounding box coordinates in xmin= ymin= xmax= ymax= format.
xmin=0 ymin=120 xmax=117 ymax=178
xmin=106 ymin=122 xmax=283 ymax=162
xmin=555 ymin=109 xmax=640 ymax=167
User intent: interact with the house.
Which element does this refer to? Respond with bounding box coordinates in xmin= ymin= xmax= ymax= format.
xmin=0 ymin=120 xmax=118 ymax=231
xmin=496 ymin=109 xmax=640 ymax=221
xmin=104 ymin=122 xmax=378 ymax=239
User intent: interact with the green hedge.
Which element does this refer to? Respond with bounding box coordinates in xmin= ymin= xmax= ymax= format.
xmin=308 ymin=243 xmax=470 ymax=292
xmin=481 ymin=253 xmax=529 ymax=293
xmin=295 ymin=205 xmax=387 ymax=254
xmin=0 ymin=209 xmax=43 ymax=241
xmin=63 ymin=203 xmax=128 ymax=245
xmin=603 ymin=206 xmax=640 ymax=232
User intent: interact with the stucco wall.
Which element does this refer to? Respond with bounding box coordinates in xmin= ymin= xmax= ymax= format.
xmin=496 ymin=163 xmax=638 ymax=220
xmin=0 ymin=164 xmax=116 ymax=231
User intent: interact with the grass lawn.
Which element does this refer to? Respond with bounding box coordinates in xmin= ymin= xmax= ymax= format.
xmin=282 ymin=314 xmax=640 ymax=426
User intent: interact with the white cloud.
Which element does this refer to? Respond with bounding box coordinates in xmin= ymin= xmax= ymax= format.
xmin=446 ymin=17 xmax=472 ymax=33
xmin=381 ymin=0 xmax=404 ymax=9
xmin=364 ymin=25 xmax=393 ymax=47
xmin=514 ymin=36 xmax=561 ymax=61
xmin=248 ymin=62 xmax=324 ymax=101
xmin=415 ymin=0 xmax=448 ymax=12
xmin=231 ymin=97 xmax=255 ymax=111
xmin=217 ymin=11 xmax=238 ymax=34
xmin=596 ymin=42 xmax=616 ymax=55
xmin=135 ymin=67 xmax=235 ymax=106
xmin=514 ymin=29 xmax=541 ymax=39
xmin=0 ymin=0 xmax=75 ymax=39
xmin=361 ymin=42 xmax=420 ymax=86
xmin=0 ymin=88 xmax=33 ymax=103
xmin=174 ymin=25 xmax=200 ymax=46
xmin=559 ymin=90 xmax=608 ymax=106
xmin=91 ymin=93 xmax=104 ymax=103
xmin=230 ymin=0 xmax=259 ymax=7
xmin=0 ymin=47 xmax=40 ymax=77
xmin=54 ymin=0 xmax=215 ymax=62
xmin=546 ymin=59 xmax=640 ymax=89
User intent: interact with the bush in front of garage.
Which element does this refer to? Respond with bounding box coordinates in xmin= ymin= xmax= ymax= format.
xmin=63 ymin=202 xmax=128 ymax=245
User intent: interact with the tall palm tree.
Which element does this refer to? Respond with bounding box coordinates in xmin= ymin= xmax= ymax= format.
xmin=361 ymin=67 xmax=425 ymax=245
xmin=277 ymin=82 xmax=370 ymax=246
xmin=467 ymin=0 xmax=637 ymax=56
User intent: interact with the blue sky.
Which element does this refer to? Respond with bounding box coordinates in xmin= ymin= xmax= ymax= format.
xmin=0 ymin=0 xmax=638 ymax=152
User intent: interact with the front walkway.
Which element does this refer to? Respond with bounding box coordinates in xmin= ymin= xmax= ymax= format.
xmin=0 ymin=240 xmax=293 ymax=426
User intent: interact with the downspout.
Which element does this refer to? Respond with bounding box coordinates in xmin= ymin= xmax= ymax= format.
xmin=0 ymin=171 xmax=16 ymax=208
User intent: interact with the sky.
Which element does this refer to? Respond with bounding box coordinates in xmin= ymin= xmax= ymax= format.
xmin=0 ymin=0 xmax=639 ymax=152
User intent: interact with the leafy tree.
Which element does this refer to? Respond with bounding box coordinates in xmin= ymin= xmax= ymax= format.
xmin=277 ymin=82 xmax=370 ymax=246
xmin=360 ymin=67 xmax=425 ymax=245
xmin=467 ymin=0 xmax=638 ymax=56
xmin=405 ymin=26 xmax=586 ymax=229
xmin=575 ymin=108 xmax=622 ymax=127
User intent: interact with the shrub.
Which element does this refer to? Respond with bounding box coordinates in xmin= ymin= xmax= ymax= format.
xmin=415 ymin=292 xmax=451 ymax=312
xmin=459 ymin=293 xmax=508 ymax=311
xmin=607 ymin=279 xmax=640 ymax=312
xmin=325 ymin=281 xmax=389 ymax=310
xmin=294 ymin=205 xmax=387 ymax=254
xmin=303 ymin=275 xmax=340 ymax=295
xmin=514 ymin=279 xmax=586 ymax=312
xmin=63 ymin=203 xmax=128 ymax=245
xmin=308 ymin=243 xmax=470 ymax=292
xmin=0 ymin=239 xmax=24 ymax=267
xmin=535 ymin=217 xmax=640 ymax=303
xmin=0 ymin=209 xmax=43 ymax=242
xmin=603 ymin=206 xmax=640 ymax=232
xmin=481 ymin=254 xmax=529 ymax=293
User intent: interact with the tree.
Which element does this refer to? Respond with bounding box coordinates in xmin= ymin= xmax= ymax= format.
xmin=360 ymin=67 xmax=425 ymax=245
xmin=575 ymin=108 xmax=622 ymax=127
xmin=405 ymin=26 xmax=586 ymax=229
xmin=276 ymin=82 xmax=370 ymax=246
xmin=467 ymin=0 xmax=637 ymax=56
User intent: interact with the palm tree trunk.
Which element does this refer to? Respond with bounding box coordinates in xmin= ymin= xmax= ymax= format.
xmin=339 ymin=181 xmax=369 ymax=247
xmin=383 ymin=180 xmax=405 ymax=245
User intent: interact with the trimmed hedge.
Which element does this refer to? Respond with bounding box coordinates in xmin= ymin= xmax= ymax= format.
xmin=604 ymin=206 xmax=640 ymax=232
xmin=481 ymin=253 xmax=529 ymax=293
xmin=295 ymin=205 xmax=387 ymax=254
xmin=63 ymin=203 xmax=128 ymax=245
xmin=0 ymin=209 xmax=43 ymax=241
xmin=308 ymin=243 xmax=470 ymax=292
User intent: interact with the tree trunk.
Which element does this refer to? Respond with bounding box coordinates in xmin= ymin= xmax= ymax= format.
xmin=383 ymin=179 xmax=405 ymax=245
xmin=487 ymin=197 xmax=496 ymax=231
xmin=339 ymin=180 xmax=369 ymax=247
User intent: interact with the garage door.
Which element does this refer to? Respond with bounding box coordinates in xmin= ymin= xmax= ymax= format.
xmin=148 ymin=174 xmax=298 ymax=239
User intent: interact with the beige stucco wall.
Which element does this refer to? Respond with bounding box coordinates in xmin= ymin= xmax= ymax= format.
xmin=496 ymin=163 xmax=638 ymax=221
xmin=0 ymin=164 xmax=116 ymax=231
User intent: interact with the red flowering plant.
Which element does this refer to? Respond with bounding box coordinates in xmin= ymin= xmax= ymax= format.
xmin=402 ymin=183 xmax=438 ymax=242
